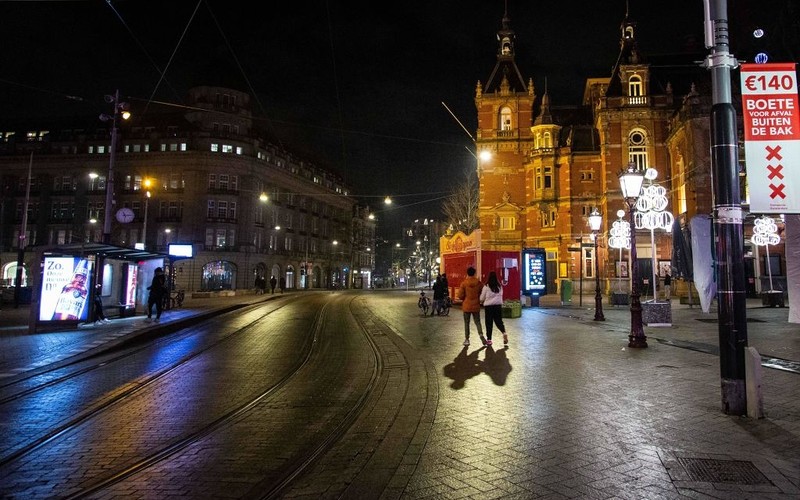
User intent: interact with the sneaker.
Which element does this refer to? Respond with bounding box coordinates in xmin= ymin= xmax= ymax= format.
xmin=463 ymin=339 xmax=470 ymax=346
xmin=479 ymin=335 xmax=487 ymax=346
xmin=503 ymin=333 xmax=508 ymax=345
xmin=102 ymin=318 xmax=111 ymax=324
xmin=486 ymin=339 xmax=493 ymax=346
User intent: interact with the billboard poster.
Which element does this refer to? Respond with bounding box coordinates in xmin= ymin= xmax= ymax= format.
xmin=123 ymin=264 xmax=138 ymax=307
xmin=522 ymin=248 xmax=546 ymax=295
xmin=740 ymin=62 xmax=800 ymax=213
xmin=39 ymin=256 xmax=94 ymax=321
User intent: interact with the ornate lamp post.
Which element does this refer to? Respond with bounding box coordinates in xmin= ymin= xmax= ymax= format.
xmin=619 ymin=163 xmax=646 ymax=348
xmin=588 ymin=208 xmax=605 ymax=321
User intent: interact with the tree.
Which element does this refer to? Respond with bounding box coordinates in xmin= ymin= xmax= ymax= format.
xmin=441 ymin=170 xmax=480 ymax=235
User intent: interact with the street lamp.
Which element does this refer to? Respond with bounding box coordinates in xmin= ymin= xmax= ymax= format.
xmin=619 ymin=163 xmax=646 ymax=348
xmin=98 ymin=89 xmax=130 ymax=244
xmin=588 ymin=208 xmax=605 ymax=321
xmin=142 ymin=178 xmax=153 ymax=250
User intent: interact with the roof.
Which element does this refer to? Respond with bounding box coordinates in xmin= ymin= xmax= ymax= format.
xmin=35 ymin=242 xmax=170 ymax=262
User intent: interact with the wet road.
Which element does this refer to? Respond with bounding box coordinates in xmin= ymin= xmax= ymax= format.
xmin=1 ymin=290 xmax=798 ymax=499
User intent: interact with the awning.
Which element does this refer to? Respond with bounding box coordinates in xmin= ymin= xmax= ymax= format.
xmin=36 ymin=242 xmax=170 ymax=262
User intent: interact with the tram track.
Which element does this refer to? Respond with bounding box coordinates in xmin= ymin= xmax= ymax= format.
xmin=0 ymin=296 xmax=301 ymax=470
xmin=0 ymin=292 xmax=386 ymax=499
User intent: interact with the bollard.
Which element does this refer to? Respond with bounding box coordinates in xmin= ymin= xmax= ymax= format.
xmin=744 ymin=346 xmax=764 ymax=419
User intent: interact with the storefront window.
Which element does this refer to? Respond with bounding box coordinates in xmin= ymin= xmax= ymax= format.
xmin=201 ymin=261 xmax=237 ymax=290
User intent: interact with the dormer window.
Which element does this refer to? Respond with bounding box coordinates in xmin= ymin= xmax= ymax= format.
xmin=500 ymin=107 xmax=512 ymax=131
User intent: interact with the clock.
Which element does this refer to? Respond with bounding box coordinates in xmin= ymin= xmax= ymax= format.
xmin=116 ymin=207 xmax=135 ymax=223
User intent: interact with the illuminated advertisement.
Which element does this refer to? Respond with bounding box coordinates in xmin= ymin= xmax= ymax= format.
xmin=522 ymin=248 xmax=546 ymax=295
xmin=40 ymin=256 xmax=94 ymax=321
xmin=124 ymin=264 xmax=138 ymax=307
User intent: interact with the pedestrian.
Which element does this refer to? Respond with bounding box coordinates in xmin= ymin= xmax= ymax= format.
xmin=93 ymin=284 xmax=110 ymax=325
xmin=269 ymin=275 xmax=277 ymax=294
xmin=431 ymin=275 xmax=444 ymax=316
xmin=458 ymin=266 xmax=485 ymax=346
xmin=279 ymin=276 xmax=285 ymax=293
xmin=480 ymin=271 xmax=507 ymax=346
xmin=663 ymin=272 xmax=672 ymax=300
xmin=146 ymin=267 xmax=167 ymax=321
xmin=255 ymin=276 xmax=264 ymax=294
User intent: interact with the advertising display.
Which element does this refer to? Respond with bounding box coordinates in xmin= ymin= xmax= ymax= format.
xmin=740 ymin=62 xmax=800 ymax=213
xmin=168 ymin=243 xmax=193 ymax=258
xmin=39 ymin=256 xmax=94 ymax=321
xmin=123 ymin=263 xmax=138 ymax=308
xmin=522 ymin=248 xmax=547 ymax=295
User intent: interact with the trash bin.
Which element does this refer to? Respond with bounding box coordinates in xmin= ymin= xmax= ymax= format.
xmin=560 ymin=279 xmax=573 ymax=305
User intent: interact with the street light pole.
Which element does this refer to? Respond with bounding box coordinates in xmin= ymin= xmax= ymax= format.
xmin=619 ymin=163 xmax=646 ymax=347
xmin=99 ymin=90 xmax=130 ymax=244
xmin=588 ymin=209 xmax=605 ymax=321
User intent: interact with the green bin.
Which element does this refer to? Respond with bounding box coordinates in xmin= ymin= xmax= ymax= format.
xmin=560 ymin=279 xmax=573 ymax=304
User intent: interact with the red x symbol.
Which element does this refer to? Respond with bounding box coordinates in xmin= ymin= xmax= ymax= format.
xmin=767 ymin=164 xmax=784 ymax=180
xmin=765 ymin=145 xmax=783 ymax=161
xmin=770 ymin=183 xmax=786 ymax=199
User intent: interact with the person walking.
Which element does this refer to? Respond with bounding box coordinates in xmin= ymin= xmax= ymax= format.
xmin=146 ymin=267 xmax=167 ymax=321
xmin=279 ymin=276 xmax=286 ymax=293
xmin=480 ymin=271 xmax=507 ymax=346
xmin=269 ymin=275 xmax=277 ymax=294
xmin=431 ymin=275 xmax=444 ymax=316
xmin=663 ymin=272 xmax=672 ymax=300
xmin=458 ymin=266 xmax=485 ymax=347
xmin=92 ymin=284 xmax=110 ymax=325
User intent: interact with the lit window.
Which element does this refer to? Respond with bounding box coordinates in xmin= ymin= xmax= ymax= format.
xmin=211 ymin=143 xmax=219 ymax=152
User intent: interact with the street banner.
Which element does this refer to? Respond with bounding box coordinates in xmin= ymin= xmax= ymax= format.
xmin=740 ymin=63 xmax=800 ymax=214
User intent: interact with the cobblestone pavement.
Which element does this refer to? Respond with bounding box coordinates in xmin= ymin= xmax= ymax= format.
xmin=1 ymin=291 xmax=798 ymax=498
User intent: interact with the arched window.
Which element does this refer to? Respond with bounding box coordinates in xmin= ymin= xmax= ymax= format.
xmin=628 ymin=75 xmax=643 ymax=97
xmin=628 ymin=129 xmax=649 ymax=170
xmin=543 ymin=131 xmax=552 ymax=148
xmin=499 ymin=107 xmax=513 ymax=131
xmin=201 ymin=260 xmax=237 ymax=290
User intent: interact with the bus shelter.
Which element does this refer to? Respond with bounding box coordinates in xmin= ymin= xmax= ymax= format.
xmin=29 ymin=242 xmax=169 ymax=333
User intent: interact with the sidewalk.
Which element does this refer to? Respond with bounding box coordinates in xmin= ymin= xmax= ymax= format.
xmin=0 ymin=292 xmax=273 ymax=379
xmin=0 ymin=291 xmax=796 ymax=379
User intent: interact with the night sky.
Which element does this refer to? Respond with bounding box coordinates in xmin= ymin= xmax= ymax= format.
xmin=0 ymin=0 xmax=781 ymax=238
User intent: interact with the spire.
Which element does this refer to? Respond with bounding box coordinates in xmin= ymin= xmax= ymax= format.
xmin=534 ymin=84 xmax=554 ymax=126
xmin=483 ymin=3 xmax=527 ymax=94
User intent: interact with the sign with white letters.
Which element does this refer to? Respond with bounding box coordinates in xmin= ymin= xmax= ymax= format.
xmin=740 ymin=62 xmax=800 ymax=213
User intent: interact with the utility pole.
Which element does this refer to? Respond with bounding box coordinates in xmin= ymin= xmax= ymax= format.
xmin=14 ymin=152 xmax=33 ymax=308
xmin=703 ymin=0 xmax=749 ymax=415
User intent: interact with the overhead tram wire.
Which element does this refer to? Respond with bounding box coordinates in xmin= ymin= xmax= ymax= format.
xmin=104 ymin=0 xmax=184 ymax=105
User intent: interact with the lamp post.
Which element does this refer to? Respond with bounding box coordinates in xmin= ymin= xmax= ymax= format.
xmin=142 ymin=178 xmax=152 ymax=250
xmin=98 ymin=90 xmax=130 ymax=244
xmin=588 ymin=208 xmax=605 ymax=321
xmin=619 ymin=163 xmax=646 ymax=348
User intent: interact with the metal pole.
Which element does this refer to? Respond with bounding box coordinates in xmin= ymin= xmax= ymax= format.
xmin=627 ymin=202 xmax=646 ymax=347
xmin=103 ymin=89 xmax=120 ymax=244
xmin=703 ymin=0 xmax=748 ymax=415
xmin=142 ymin=191 xmax=150 ymax=250
xmin=14 ymin=152 xmax=33 ymax=308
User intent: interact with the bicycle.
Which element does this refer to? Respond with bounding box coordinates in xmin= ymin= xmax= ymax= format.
xmin=439 ymin=295 xmax=451 ymax=316
xmin=418 ymin=292 xmax=430 ymax=315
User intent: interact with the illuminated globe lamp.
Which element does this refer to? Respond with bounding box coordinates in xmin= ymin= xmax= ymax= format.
xmin=634 ymin=168 xmax=674 ymax=302
xmin=608 ymin=209 xmax=631 ymax=303
xmin=751 ymin=215 xmax=783 ymax=306
xmin=618 ymin=163 xmax=646 ymax=348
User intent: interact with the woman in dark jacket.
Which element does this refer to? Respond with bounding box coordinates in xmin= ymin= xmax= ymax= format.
xmin=146 ymin=267 xmax=167 ymax=321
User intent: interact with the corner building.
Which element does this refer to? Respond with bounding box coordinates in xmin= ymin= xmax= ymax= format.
xmin=0 ymin=86 xmax=375 ymax=293
xmin=474 ymin=9 xmax=782 ymax=298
